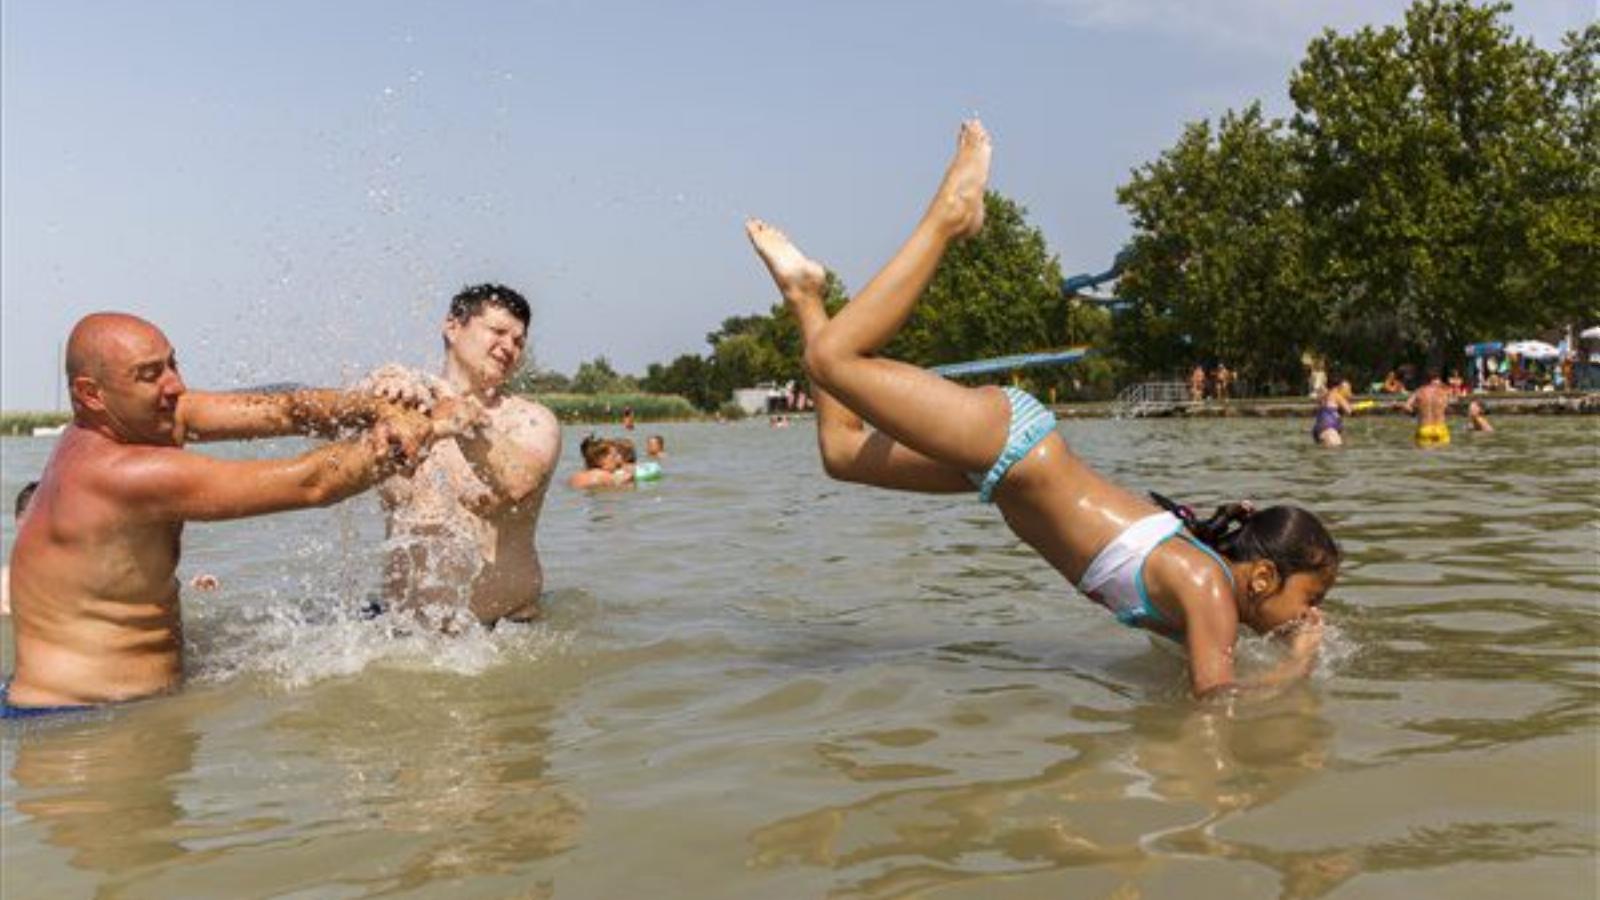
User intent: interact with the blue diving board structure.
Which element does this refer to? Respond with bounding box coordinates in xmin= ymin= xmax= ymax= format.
xmin=932 ymin=346 xmax=1092 ymax=378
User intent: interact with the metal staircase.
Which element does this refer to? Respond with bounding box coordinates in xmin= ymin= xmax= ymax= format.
xmin=1112 ymin=382 xmax=1196 ymax=418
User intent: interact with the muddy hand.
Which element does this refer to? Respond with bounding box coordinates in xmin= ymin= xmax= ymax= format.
xmin=429 ymin=394 xmax=488 ymax=440
xmin=359 ymin=364 xmax=438 ymax=411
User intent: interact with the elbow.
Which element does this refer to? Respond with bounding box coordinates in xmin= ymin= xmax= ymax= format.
xmin=302 ymin=478 xmax=342 ymax=508
xmin=819 ymin=443 xmax=864 ymax=483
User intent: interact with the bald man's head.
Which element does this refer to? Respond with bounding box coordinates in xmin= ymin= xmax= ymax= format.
xmin=65 ymin=312 xmax=187 ymax=444
xmin=66 ymin=313 xmax=168 ymax=382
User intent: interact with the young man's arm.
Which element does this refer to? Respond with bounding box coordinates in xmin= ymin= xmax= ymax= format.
xmin=173 ymin=390 xmax=394 ymax=444
xmin=123 ymin=410 xmax=440 ymax=521
xmin=453 ymin=401 xmax=561 ymax=508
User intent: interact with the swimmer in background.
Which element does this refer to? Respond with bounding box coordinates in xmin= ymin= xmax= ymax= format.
xmin=1468 ymin=399 xmax=1494 ymax=433
xmin=5 ymin=313 xmax=471 ymax=715
xmin=569 ymin=436 xmax=635 ymax=489
xmin=645 ymin=435 xmax=667 ymax=460
xmin=746 ymin=120 xmax=1335 ymax=700
xmin=1311 ymin=377 xmax=1355 ymax=447
xmin=622 ymin=406 xmax=636 ymax=431
xmin=1405 ymin=369 xmax=1452 ymax=447
xmin=2 ymin=481 xmax=40 ymax=617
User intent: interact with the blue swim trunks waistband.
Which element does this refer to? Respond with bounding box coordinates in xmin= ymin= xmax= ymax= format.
xmin=1 ymin=679 xmax=96 ymax=720
xmin=971 ymin=387 xmax=1057 ymax=503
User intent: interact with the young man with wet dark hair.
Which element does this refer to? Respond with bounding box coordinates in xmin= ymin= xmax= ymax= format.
xmin=447 ymin=283 xmax=531 ymax=332
xmin=365 ymin=283 xmax=562 ymax=630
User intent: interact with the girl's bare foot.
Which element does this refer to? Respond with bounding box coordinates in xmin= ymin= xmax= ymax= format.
xmin=745 ymin=218 xmax=828 ymax=336
xmin=929 ymin=119 xmax=991 ymax=239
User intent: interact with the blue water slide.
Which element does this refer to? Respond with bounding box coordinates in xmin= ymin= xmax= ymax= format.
xmin=1062 ymin=248 xmax=1132 ymax=306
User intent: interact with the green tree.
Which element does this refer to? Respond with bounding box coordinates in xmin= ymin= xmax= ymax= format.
xmin=570 ymin=356 xmax=636 ymax=394
xmin=884 ymin=192 xmax=1072 ymax=370
xmin=1115 ymin=104 xmax=1316 ymax=385
xmin=642 ymin=353 xmax=718 ymax=411
xmin=506 ymin=365 xmax=571 ymax=394
xmin=1291 ymin=0 xmax=1598 ymax=365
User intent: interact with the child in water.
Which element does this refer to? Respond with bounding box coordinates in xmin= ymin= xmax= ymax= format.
xmin=745 ymin=120 xmax=1337 ymax=699
xmin=569 ymin=435 xmax=634 ymax=489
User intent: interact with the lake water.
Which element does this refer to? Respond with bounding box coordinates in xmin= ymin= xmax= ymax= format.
xmin=2 ymin=415 xmax=1596 ymax=899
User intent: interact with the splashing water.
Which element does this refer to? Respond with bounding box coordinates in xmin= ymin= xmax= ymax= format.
xmin=183 ymin=509 xmax=573 ymax=692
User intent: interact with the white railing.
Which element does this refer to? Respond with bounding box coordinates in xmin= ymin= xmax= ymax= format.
xmin=1112 ymin=381 xmax=1197 ymax=418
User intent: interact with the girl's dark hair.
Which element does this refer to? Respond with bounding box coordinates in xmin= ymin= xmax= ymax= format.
xmin=579 ymin=434 xmax=611 ymax=468
xmin=1151 ymin=492 xmax=1341 ymax=580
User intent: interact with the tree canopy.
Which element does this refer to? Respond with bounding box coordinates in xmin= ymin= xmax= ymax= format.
xmin=1114 ymin=0 xmax=1597 ymax=385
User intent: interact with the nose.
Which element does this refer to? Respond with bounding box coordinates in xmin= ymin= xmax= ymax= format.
xmin=163 ymin=370 xmax=188 ymax=399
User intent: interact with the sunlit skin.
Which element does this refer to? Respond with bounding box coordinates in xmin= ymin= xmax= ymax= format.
xmin=746 ymin=121 xmax=1328 ymax=699
xmin=1404 ymin=373 xmax=1452 ymax=438
xmin=371 ymin=298 xmax=562 ymax=628
xmin=8 ymin=313 xmax=464 ymax=708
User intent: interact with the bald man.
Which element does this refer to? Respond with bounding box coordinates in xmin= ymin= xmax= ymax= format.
xmin=3 ymin=313 xmax=475 ymax=714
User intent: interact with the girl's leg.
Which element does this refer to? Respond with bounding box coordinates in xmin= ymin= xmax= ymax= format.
xmin=802 ymin=120 xmax=1011 ymax=473
xmin=746 ymin=219 xmax=972 ymax=493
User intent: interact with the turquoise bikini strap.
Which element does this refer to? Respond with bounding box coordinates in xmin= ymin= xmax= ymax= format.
xmin=1179 ymin=534 xmax=1235 ymax=587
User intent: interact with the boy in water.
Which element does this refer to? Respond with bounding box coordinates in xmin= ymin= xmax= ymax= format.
xmin=1 ymin=481 xmax=40 ymax=616
xmin=569 ymin=436 xmax=634 ymax=489
xmin=1468 ymin=400 xmax=1494 ymax=433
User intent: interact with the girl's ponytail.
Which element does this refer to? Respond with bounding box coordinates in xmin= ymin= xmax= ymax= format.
xmin=1149 ymin=492 xmax=1254 ymax=550
xmin=1151 ymin=492 xmax=1340 ymax=578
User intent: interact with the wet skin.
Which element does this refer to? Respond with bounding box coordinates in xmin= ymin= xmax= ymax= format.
xmin=8 ymin=314 xmax=452 ymax=707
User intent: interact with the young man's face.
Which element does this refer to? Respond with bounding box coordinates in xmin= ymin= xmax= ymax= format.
xmin=444 ymin=305 xmax=527 ymax=390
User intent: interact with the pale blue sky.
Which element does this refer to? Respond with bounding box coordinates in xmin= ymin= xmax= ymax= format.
xmin=2 ymin=0 xmax=1589 ymax=409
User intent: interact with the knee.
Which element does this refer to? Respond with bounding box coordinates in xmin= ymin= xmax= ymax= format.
xmin=803 ymin=333 xmax=846 ymax=391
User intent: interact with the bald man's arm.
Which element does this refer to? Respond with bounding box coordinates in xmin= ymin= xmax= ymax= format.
xmin=174 ymin=390 xmax=392 ymax=443
xmin=115 ymin=422 xmax=422 ymax=521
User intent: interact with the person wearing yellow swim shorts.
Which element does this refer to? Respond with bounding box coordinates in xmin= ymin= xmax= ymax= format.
xmin=1405 ymin=370 xmax=1452 ymax=448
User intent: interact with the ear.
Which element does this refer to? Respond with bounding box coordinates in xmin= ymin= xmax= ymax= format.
xmin=442 ymin=317 xmax=460 ymax=348
xmin=1248 ymin=560 xmax=1282 ymax=602
xmin=71 ymin=375 xmax=105 ymax=412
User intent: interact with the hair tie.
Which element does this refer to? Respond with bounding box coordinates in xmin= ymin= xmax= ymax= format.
xmin=1148 ymin=491 xmax=1197 ymax=525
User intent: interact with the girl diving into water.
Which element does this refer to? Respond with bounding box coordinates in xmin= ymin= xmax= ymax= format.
xmin=745 ymin=120 xmax=1338 ymax=699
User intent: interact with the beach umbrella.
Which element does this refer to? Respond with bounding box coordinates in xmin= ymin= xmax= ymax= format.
xmin=1581 ymin=325 xmax=1600 ymax=341
xmin=1463 ymin=341 xmax=1503 ymax=357
xmin=1504 ymin=340 xmax=1560 ymax=360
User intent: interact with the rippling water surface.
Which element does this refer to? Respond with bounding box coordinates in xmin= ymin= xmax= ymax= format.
xmin=3 ymin=415 xmax=1596 ymax=899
